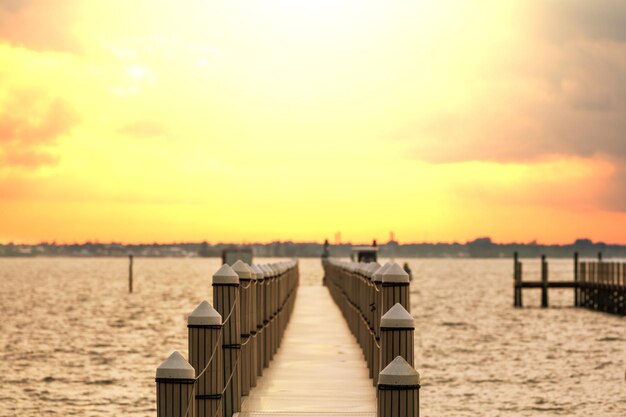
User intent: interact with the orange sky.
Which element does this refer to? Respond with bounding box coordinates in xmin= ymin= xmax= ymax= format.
xmin=1 ymin=1 xmax=626 ymax=244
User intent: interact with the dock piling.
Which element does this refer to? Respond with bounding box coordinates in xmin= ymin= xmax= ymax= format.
xmin=249 ymin=266 xmax=259 ymax=388
xmin=188 ymin=301 xmax=223 ymax=417
xmin=541 ymin=255 xmax=548 ymax=308
xmin=377 ymin=356 xmax=420 ymax=417
xmin=212 ymin=264 xmax=241 ymax=417
xmin=380 ymin=303 xmax=414 ymax=373
xmin=231 ymin=260 xmax=253 ymax=397
xmin=371 ymin=263 xmax=388 ymax=386
xmin=513 ymin=252 xmax=522 ymax=308
xmin=252 ymin=265 xmax=264 ymax=379
xmin=381 ymin=263 xmax=411 ymax=315
xmin=155 ymin=351 xmax=196 ymax=417
xmin=573 ymin=252 xmax=579 ymax=307
xmin=128 ymin=254 xmax=133 ymax=293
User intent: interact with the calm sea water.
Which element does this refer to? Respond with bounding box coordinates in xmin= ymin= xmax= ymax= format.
xmin=0 ymin=257 xmax=623 ymax=416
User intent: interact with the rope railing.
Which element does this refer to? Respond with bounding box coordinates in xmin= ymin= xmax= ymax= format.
xmin=155 ymin=259 xmax=299 ymax=417
xmin=322 ymin=258 xmax=421 ymax=417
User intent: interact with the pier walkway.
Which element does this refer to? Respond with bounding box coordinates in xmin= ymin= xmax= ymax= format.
xmin=238 ymin=286 xmax=376 ymax=416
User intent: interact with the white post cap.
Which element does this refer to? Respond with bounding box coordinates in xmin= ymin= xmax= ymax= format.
xmin=251 ymin=264 xmax=263 ymax=280
xmin=382 ymin=263 xmax=410 ymax=283
xmin=232 ymin=259 xmax=253 ymax=279
xmin=213 ymin=264 xmax=239 ymax=285
xmin=372 ymin=262 xmax=391 ymax=283
xmin=188 ymin=300 xmax=222 ymax=326
xmin=366 ymin=262 xmax=381 ymax=278
xmin=378 ymin=356 xmax=420 ymax=386
xmin=261 ymin=264 xmax=272 ymax=278
xmin=156 ymin=351 xmax=196 ymax=379
xmin=380 ymin=303 xmax=414 ymax=328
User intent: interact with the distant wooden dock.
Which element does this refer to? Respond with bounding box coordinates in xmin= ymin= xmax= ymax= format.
xmin=513 ymin=252 xmax=626 ymax=315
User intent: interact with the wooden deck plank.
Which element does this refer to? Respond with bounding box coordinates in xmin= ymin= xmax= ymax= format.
xmin=238 ymin=286 xmax=376 ymax=414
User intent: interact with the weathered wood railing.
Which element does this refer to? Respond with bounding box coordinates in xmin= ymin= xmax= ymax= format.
xmin=513 ymin=253 xmax=625 ymax=315
xmin=322 ymin=259 xmax=420 ymax=417
xmin=155 ymin=260 xmax=299 ymax=417
xmin=578 ymin=260 xmax=626 ymax=315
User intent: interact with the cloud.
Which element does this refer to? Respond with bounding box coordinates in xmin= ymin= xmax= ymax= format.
xmin=385 ymin=1 xmax=626 ymax=210
xmin=0 ymin=0 xmax=81 ymax=53
xmin=0 ymin=88 xmax=80 ymax=168
xmin=539 ymin=0 xmax=626 ymax=43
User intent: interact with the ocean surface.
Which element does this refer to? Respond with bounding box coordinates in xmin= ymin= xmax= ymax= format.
xmin=0 ymin=257 xmax=623 ymax=416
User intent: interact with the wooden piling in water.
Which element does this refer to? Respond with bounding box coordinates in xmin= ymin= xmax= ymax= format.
xmin=188 ymin=301 xmax=223 ymax=417
xmin=513 ymin=252 xmax=522 ymax=308
xmin=155 ymin=351 xmax=196 ymax=417
xmin=128 ymin=254 xmax=133 ymax=293
xmin=573 ymin=252 xmax=579 ymax=307
xmin=377 ymin=356 xmax=420 ymax=417
xmin=541 ymin=255 xmax=549 ymax=308
xmin=212 ymin=264 xmax=241 ymax=417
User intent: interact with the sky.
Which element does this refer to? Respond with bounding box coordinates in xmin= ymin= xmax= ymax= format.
xmin=1 ymin=0 xmax=626 ymax=244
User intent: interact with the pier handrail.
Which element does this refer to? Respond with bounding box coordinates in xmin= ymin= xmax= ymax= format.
xmin=155 ymin=259 xmax=299 ymax=417
xmin=322 ymin=258 xmax=420 ymax=417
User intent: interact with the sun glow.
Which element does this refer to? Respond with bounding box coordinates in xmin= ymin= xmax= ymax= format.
xmin=1 ymin=1 xmax=625 ymax=244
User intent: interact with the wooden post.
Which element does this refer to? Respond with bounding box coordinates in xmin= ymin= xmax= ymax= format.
xmin=251 ymin=265 xmax=265 ymax=379
xmin=621 ymin=263 xmax=625 ymax=316
xmin=261 ymin=264 xmax=272 ymax=369
xmin=579 ymin=262 xmax=586 ymax=309
xmin=188 ymin=301 xmax=223 ymax=417
xmin=364 ymin=262 xmax=380 ymax=380
xmin=231 ymin=260 xmax=252 ymax=397
xmin=249 ymin=265 xmax=260 ymax=387
xmin=371 ymin=263 xmax=389 ymax=386
xmin=598 ymin=252 xmax=603 ymax=262
xmin=270 ymin=264 xmax=279 ymax=358
xmin=271 ymin=264 xmax=279 ymax=357
xmin=381 ymin=263 xmax=411 ymax=315
xmin=155 ymin=351 xmax=196 ymax=417
xmin=573 ymin=252 xmax=579 ymax=307
xmin=377 ymin=356 xmax=420 ymax=417
xmin=513 ymin=252 xmax=521 ymax=308
xmin=380 ymin=303 xmax=414 ymax=374
xmin=128 ymin=254 xmax=133 ymax=293
xmin=541 ymin=255 xmax=548 ymax=308
xmin=212 ymin=264 xmax=241 ymax=417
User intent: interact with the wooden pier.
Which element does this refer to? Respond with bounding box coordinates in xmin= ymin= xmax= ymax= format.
xmin=513 ymin=252 xmax=626 ymax=315
xmin=154 ymin=259 xmax=420 ymax=417
xmin=239 ymin=286 xmax=376 ymax=414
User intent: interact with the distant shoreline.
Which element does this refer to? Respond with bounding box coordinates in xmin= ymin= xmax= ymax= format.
xmin=1 ymin=237 xmax=625 ymax=259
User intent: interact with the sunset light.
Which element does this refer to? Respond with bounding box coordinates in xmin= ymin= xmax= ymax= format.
xmin=1 ymin=1 xmax=625 ymax=244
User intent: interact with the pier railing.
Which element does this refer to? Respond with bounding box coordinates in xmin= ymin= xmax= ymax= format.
xmin=513 ymin=253 xmax=625 ymax=316
xmin=578 ymin=261 xmax=625 ymax=315
xmin=322 ymin=259 xmax=420 ymax=417
xmin=155 ymin=259 xmax=299 ymax=417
